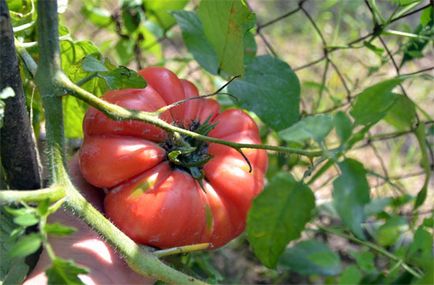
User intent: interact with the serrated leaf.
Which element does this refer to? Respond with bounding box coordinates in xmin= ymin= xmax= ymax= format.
xmin=333 ymin=159 xmax=370 ymax=239
xmin=228 ymin=55 xmax=300 ymax=131
xmin=279 ymin=239 xmax=342 ymax=276
xmin=247 ymin=173 xmax=315 ymax=268
xmin=334 ymin=111 xmax=353 ymax=144
xmin=350 ymin=78 xmax=404 ymax=126
xmin=99 ymin=66 xmax=147 ymax=90
xmin=279 ymin=114 xmax=334 ymax=144
xmin=46 ymin=258 xmax=89 ymax=285
xmin=173 ymin=10 xmax=219 ymax=75
xmin=198 ymin=0 xmax=255 ymax=76
xmin=8 ymin=233 xmax=41 ymax=258
xmin=45 ymin=223 xmax=76 ymax=236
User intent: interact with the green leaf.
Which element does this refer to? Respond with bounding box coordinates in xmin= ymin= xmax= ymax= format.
xmin=81 ymin=4 xmax=112 ymax=27
xmin=400 ymin=11 xmax=433 ymax=66
xmin=334 ymin=111 xmax=353 ymax=144
xmin=279 ymin=114 xmax=334 ymax=144
xmin=279 ymin=239 xmax=342 ymax=276
xmin=115 ymin=38 xmax=135 ymax=65
xmin=243 ymin=30 xmax=257 ymax=65
xmin=414 ymin=123 xmax=431 ymax=209
xmin=45 ymin=223 xmax=77 ymax=236
xmin=350 ymin=78 xmax=404 ymax=126
xmin=247 ymin=173 xmax=315 ymax=268
xmin=333 ymin=159 xmax=370 ymax=239
xmin=173 ymin=11 xmax=219 ymax=75
xmin=376 ymin=216 xmax=408 ymax=246
xmin=384 ymin=95 xmax=416 ymax=131
xmin=338 ymin=265 xmax=362 ymax=285
xmin=198 ymin=0 xmax=255 ymax=76
xmin=46 ymin=258 xmax=89 ymax=285
xmin=63 ymin=96 xmax=88 ymax=139
xmin=0 ymin=208 xmax=30 ymax=284
xmin=13 ymin=213 xmax=39 ymax=227
xmin=145 ymin=0 xmax=189 ymax=30
xmin=82 ymin=55 xmax=108 ymax=72
xmin=228 ymin=55 xmax=300 ymax=131
xmin=60 ymin=40 xmax=106 ymax=139
xmin=351 ymin=250 xmax=378 ymax=275
xmin=420 ymin=6 xmax=432 ymax=27
xmin=121 ymin=0 xmax=144 ymax=33
xmin=8 ymin=233 xmax=41 ymax=258
xmin=99 ymin=66 xmax=147 ymax=90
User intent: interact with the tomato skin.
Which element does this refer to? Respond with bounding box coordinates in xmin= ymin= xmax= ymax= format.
xmin=79 ymin=67 xmax=268 ymax=248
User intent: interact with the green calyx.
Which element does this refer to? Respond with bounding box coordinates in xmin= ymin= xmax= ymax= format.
xmin=162 ymin=118 xmax=216 ymax=183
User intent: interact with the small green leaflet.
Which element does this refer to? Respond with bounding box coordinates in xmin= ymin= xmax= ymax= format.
xmin=198 ymin=0 xmax=255 ymax=76
xmin=338 ymin=265 xmax=362 ymax=285
xmin=46 ymin=258 xmax=89 ymax=285
xmin=350 ymin=78 xmax=404 ymax=126
xmin=228 ymin=55 xmax=300 ymax=131
xmin=333 ymin=159 xmax=370 ymax=239
xmin=279 ymin=114 xmax=334 ymax=144
xmin=8 ymin=233 xmax=41 ymax=258
xmin=247 ymin=173 xmax=315 ymax=268
xmin=279 ymin=239 xmax=342 ymax=276
xmin=45 ymin=223 xmax=77 ymax=236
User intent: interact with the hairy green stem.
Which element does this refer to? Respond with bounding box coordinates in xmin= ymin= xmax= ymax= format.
xmin=0 ymin=186 xmax=65 ymax=205
xmin=34 ymin=0 xmax=68 ymax=185
xmin=58 ymin=73 xmax=327 ymax=158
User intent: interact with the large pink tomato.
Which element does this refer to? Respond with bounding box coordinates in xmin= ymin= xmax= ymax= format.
xmin=79 ymin=67 xmax=268 ymax=248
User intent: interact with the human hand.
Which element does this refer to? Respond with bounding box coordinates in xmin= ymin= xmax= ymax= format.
xmin=23 ymin=155 xmax=154 ymax=285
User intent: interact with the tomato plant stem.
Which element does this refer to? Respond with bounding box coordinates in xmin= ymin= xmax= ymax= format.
xmin=154 ymin=243 xmax=211 ymax=258
xmin=65 ymin=187 xmax=209 ymax=285
xmin=0 ymin=186 xmax=65 ymax=205
xmin=58 ymin=73 xmax=328 ymax=158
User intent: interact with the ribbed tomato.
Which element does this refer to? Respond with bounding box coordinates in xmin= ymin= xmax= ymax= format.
xmin=79 ymin=67 xmax=268 ymax=248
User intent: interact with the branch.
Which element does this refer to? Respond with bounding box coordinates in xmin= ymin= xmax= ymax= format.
xmin=0 ymin=186 xmax=65 ymax=205
xmin=58 ymin=72 xmax=327 ymax=158
xmin=154 ymin=243 xmax=211 ymax=258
